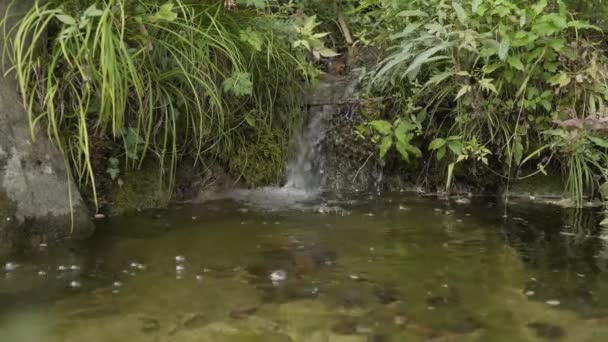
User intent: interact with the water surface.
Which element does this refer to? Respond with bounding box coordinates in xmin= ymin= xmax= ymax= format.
xmin=2 ymin=193 xmax=608 ymax=341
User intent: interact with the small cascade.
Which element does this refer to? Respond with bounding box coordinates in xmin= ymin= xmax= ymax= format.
xmin=284 ymin=112 xmax=327 ymax=191
xmin=218 ymin=109 xmax=329 ymax=209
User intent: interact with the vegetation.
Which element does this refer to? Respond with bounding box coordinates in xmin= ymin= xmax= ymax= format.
xmin=344 ymin=0 xmax=608 ymax=206
xmin=3 ymin=0 xmax=608 ymax=210
xmin=2 ymin=0 xmax=333 ymax=209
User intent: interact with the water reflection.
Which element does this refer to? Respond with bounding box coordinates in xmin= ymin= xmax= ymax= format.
xmin=1 ymin=195 xmax=608 ymax=341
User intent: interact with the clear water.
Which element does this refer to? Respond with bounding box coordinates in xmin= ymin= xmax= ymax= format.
xmin=2 ymin=194 xmax=608 ymax=341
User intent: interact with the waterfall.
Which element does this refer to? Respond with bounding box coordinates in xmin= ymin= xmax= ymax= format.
xmin=284 ymin=112 xmax=327 ymax=191
xmin=216 ymin=108 xmax=329 ymax=209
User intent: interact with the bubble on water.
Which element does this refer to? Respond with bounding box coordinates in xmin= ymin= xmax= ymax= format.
xmin=525 ymin=291 xmax=535 ymax=296
xmin=546 ymin=299 xmax=560 ymax=306
xmin=39 ymin=243 xmax=48 ymax=248
xmin=398 ymin=205 xmax=409 ymax=211
xmin=69 ymin=280 xmax=82 ymax=289
xmin=57 ymin=265 xmax=67 ymax=271
xmin=365 ymin=213 xmax=375 ymax=217
xmin=69 ymin=265 xmax=80 ymax=271
xmin=349 ymin=274 xmax=360 ymax=281
xmin=176 ymin=265 xmax=186 ymax=273
xmin=195 ymin=275 xmax=203 ymax=281
xmin=129 ymin=262 xmax=139 ymax=268
xmin=4 ymin=262 xmax=19 ymax=272
xmin=136 ymin=263 xmax=146 ymax=271
xmin=175 ymin=255 xmax=186 ymax=263
xmin=37 ymin=270 xmax=47 ymax=276
xmin=269 ymin=270 xmax=287 ymax=284
xmin=113 ymin=281 xmax=123 ymax=288
xmin=112 ymin=290 xmax=120 ymax=295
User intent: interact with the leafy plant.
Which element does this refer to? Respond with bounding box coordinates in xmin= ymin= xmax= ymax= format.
xmin=357 ymin=118 xmax=422 ymax=161
xmin=2 ymin=0 xmax=331 ymax=207
xmin=360 ymin=0 xmax=608 ymax=204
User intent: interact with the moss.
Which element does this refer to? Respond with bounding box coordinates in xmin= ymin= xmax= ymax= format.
xmin=509 ymin=171 xmax=565 ymax=199
xmin=227 ymin=128 xmax=285 ymax=187
xmin=106 ymin=161 xmax=171 ymax=215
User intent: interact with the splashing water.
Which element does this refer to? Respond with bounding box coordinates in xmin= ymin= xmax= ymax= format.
xmin=284 ymin=111 xmax=327 ymax=191
xmin=221 ymin=110 xmax=329 ymax=209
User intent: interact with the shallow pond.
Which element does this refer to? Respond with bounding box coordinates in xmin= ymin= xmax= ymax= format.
xmin=2 ymin=192 xmax=608 ymax=341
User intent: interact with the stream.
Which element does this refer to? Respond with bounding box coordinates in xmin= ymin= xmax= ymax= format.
xmin=2 ymin=194 xmax=608 ymax=341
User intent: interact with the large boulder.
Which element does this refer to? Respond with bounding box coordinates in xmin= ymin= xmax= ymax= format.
xmin=0 ymin=0 xmax=94 ymax=254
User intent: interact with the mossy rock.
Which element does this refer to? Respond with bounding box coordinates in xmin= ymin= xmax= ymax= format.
xmin=509 ymin=172 xmax=565 ymax=199
xmin=106 ymin=162 xmax=171 ymax=215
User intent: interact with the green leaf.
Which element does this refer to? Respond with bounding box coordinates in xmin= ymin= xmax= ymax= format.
xmin=317 ymin=48 xmax=340 ymax=58
xmin=223 ymin=72 xmax=253 ymax=97
xmin=454 ymin=85 xmax=471 ymax=101
xmin=513 ymin=141 xmax=524 ymax=165
xmin=448 ymin=141 xmax=463 ymax=155
xmin=507 ymin=55 xmax=525 ymax=71
xmin=425 ymin=72 xmax=453 ymax=86
xmin=240 ymin=0 xmax=267 ymax=8
xmin=452 ymin=2 xmax=467 ymax=25
xmin=472 ymin=0 xmax=482 ymax=13
xmin=498 ymin=39 xmax=510 ymax=61
xmin=548 ymin=72 xmax=571 ymax=88
xmin=478 ymin=78 xmax=498 ymax=94
xmin=56 ymin=14 xmax=76 ymax=25
xmin=404 ymin=42 xmax=453 ymax=78
xmin=395 ymin=140 xmax=410 ymax=162
xmin=106 ymin=167 xmax=120 ymax=180
xmin=379 ymin=137 xmax=393 ymax=159
xmin=397 ymin=10 xmax=428 ymax=18
xmin=239 ymin=27 xmax=263 ymax=51
xmin=482 ymin=63 xmax=502 ymax=74
xmin=589 ymin=136 xmax=608 ymax=149
xmin=369 ymin=120 xmax=393 ymax=135
xmin=153 ymin=3 xmax=178 ymax=22
xmin=437 ymin=147 xmax=447 ymax=160
xmin=429 ymin=138 xmax=446 ymax=150
xmin=83 ymin=5 xmax=104 ymax=17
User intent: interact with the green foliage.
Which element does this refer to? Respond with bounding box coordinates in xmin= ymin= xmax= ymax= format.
xmin=358 ymin=0 xmax=608 ymax=204
xmin=357 ymin=117 xmax=422 ymax=161
xmin=2 ymin=0 xmax=331 ymax=207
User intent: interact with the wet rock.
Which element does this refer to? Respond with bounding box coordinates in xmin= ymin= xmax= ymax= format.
xmin=527 ymin=322 xmax=565 ymax=339
xmin=230 ymin=304 xmax=259 ymax=319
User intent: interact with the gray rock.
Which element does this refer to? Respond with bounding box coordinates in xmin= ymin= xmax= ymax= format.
xmin=0 ymin=0 xmax=94 ymax=254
